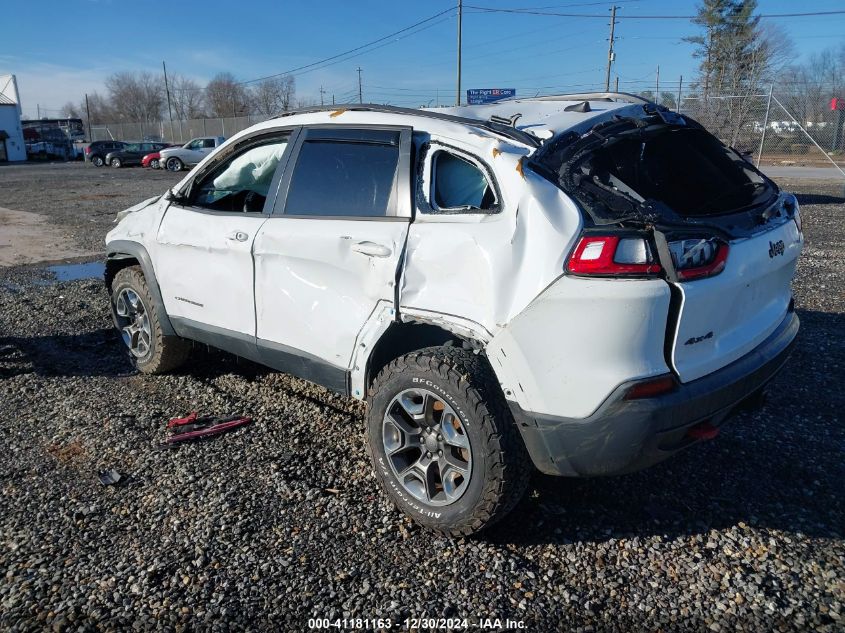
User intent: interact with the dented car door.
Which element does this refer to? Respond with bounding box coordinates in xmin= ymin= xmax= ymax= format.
xmin=154 ymin=131 xmax=295 ymax=338
xmin=252 ymin=127 xmax=412 ymax=390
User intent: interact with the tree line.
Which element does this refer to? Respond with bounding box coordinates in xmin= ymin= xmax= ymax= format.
xmin=643 ymin=0 xmax=844 ymax=151
xmin=62 ymin=72 xmax=301 ymax=124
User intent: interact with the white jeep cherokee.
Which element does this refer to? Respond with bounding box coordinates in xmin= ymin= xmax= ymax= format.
xmin=105 ymin=93 xmax=802 ymax=536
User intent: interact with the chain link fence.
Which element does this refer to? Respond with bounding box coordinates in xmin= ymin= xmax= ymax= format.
xmin=679 ymin=92 xmax=845 ymax=176
xmin=90 ymin=114 xmax=271 ymax=144
xmin=89 ymin=91 xmax=845 ymax=177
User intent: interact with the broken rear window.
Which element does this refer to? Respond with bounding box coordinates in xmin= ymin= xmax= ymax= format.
xmin=536 ymin=110 xmax=776 ymax=222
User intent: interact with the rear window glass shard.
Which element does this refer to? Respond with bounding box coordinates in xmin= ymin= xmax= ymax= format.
xmin=284 ymin=133 xmax=401 ymax=218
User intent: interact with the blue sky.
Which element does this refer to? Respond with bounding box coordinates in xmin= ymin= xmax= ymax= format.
xmin=3 ymin=0 xmax=844 ymax=118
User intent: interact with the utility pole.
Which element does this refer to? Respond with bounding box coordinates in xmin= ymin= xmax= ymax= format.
xmin=677 ymin=75 xmax=683 ymax=113
xmin=357 ymin=67 xmax=363 ymax=104
xmin=604 ymin=5 xmax=617 ymax=92
xmin=614 ymin=76 xmax=619 ymax=92
xmin=332 ymin=94 xmax=335 ymax=105
xmin=320 ymin=86 xmax=326 ymax=106
xmin=162 ymin=61 xmax=174 ymax=140
xmin=37 ymin=103 xmax=40 ymax=118
xmin=456 ymin=0 xmax=463 ymax=106
xmin=85 ymin=93 xmax=92 ymax=141
xmin=655 ymin=65 xmax=660 ymax=100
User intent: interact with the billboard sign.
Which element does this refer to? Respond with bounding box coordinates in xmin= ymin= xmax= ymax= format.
xmin=466 ymin=88 xmax=516 ymax=105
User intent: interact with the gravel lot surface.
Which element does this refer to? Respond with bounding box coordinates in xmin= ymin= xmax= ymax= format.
xmin=0 ymin=163 xmax=843 ymax=631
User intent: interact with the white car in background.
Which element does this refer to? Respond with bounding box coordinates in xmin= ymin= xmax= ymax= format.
xmin=104 ymin=94 xmax=802 ymax=536
xmin=159 ymin=136 xmax=226 ymax=172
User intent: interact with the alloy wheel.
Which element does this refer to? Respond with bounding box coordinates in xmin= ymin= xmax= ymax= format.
xmin=114 ymin=288 xmax=152 ymax=358
xmin=382 ymin=388 xmax=473 ymax=507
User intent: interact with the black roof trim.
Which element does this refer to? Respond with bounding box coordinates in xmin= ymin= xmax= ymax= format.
xmin=270 ymin=104 xmax=541 ymax=148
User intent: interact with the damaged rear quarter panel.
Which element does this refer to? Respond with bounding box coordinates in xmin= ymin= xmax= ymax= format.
xmin=398 ymin=134 xmax=583 ymax=338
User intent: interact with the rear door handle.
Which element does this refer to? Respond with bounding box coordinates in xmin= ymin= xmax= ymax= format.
xmin=227 ymin=231 xmax=249 ymax=242
xmin=351 ymin=241 xmax=392 ymax=258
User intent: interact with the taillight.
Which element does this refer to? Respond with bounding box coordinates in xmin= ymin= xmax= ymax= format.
xmin=84 ymin=146 xmax=91 ymax=154
xmin=624 ymin=374 xmax=677 ymax=399
xmin=566 ymin=235 xmax=661 ymax=277
xmin=668 ymin=238 xmax=729 ymax=281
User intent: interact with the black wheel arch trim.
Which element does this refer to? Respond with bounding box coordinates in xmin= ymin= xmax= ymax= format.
xmin=105 ymin=240 xmax=176 ymax=336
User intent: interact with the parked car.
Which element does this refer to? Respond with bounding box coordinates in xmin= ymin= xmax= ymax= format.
xmin=85 ymin=140 xmax=127 ymax=167
xmin=141 ymin=151 xmax=164 ymax=169
xmin=105 ymin=95 xmax=802 ymax=536
xmin=158 ymin=136 xmax=225 ymax=172
xmin=106 ymin=142 xmax=171 ymax=168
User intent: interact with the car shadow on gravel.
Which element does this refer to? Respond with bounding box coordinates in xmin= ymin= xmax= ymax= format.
xmin=486 ymin=308 xmax=844 ymax=546
xmin=794 ymin=192 xmax=844 ymax=205
xmin=0 ymin=329 xmax=134 ymax=378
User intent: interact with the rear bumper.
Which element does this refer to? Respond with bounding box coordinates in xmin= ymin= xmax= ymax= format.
xmin=510 ymin=310 xmax=799 ymax=477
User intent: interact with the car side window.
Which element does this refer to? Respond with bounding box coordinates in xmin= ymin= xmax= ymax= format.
xmin=191 ymin=135 xmax=290 ymax=213
xmin=186 ymin=140 xmax=200 ymax=150
xmin=430 ymin=150 xmax=497 ymax=212
xmin=202 ymin=139 xmax=216 ymax=149
xmin=283 ymin=131 xmax=400 ymax=218
xmin=125 ymin=143 xmax=140 ymax=153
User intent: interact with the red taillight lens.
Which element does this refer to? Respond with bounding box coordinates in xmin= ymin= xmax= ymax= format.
xmin=624 ymin=375 xmax=677 ymax=400
xmin=672 ymin=241 xmax=729 ymax=281
xmin=567 ymin=235 xmax=662 ymax=276
xmin=84 ymin=146 xmax=91 ymax=154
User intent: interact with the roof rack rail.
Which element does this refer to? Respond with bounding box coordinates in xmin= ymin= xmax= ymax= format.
xmin=521 ymin=92 xmax=651 ymax=105
xmin=270 ymin=103 xmax=540 ymax=147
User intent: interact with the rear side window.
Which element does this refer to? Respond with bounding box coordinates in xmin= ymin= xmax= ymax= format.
xmin=431 ymin=151 xmax=496 ymax=211
xmin=201 ymin=139 xmax=216 ymax=148
xmin=284 ymin=131 xmax=400 ymax=218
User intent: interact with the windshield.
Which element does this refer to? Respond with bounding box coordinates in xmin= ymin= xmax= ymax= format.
xmin=536 ymin=109 xmax=777 ymax=221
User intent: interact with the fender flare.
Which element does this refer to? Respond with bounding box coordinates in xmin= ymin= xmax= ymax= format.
xmin=105 ymin=240 xmax=175 ymax=336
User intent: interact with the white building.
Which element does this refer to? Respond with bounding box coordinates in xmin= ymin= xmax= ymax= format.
xmin=0 ymin=74 xmax=26 ymax=162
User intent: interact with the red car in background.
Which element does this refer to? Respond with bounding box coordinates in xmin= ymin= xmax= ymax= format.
xmin=141 ymin=150 xmax=165 ymax=169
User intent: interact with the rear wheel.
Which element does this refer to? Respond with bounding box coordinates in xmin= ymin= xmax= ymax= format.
xmin=166 ymin=157 xmax=184 ymax=172
xmin=367 ymin=346 xmax=531 ymax=536
xmin=110 ymin=266 xmax=190 ymax=374
xmin=91 ymin=155 xmax=104 ymax=167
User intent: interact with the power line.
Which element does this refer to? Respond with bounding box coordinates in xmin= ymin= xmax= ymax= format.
xmin=239 ymin=7 xmax=456 ymax=86
xmin=465 ymin=5 xmax=845 ymax=19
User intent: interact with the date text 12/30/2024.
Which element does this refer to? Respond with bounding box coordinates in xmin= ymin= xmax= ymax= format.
xmin=308 ymin=617 xmax=526 ymax=630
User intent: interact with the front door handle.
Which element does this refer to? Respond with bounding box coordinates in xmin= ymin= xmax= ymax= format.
xmin=227 ymin=230 xmax=249 ymax=242
xmin=351 ymin=241 xmax=392 ymax=258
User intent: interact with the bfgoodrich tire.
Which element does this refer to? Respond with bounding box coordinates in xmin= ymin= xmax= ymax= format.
xmin=110 ymin=266 xmax=190 ymax=374
xmin=367 ymin=346 xmax=531 ymax=536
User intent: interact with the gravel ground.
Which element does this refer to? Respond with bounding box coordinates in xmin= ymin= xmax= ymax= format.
xmin=0 ymin=163 xmax=843 ymax=631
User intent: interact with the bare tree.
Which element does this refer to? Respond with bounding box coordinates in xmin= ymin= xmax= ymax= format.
xmin=105 ymin=71 xmax=164 ymax=122
xmin=779 ymin=44 xmax=845 ymax=124
xmin=169 ymin=74 xmax=206 ymax=120
xmin=250 ymin=75 xmax=296 ymax=117
xmin=206 ymin=72 xmax=250 ymax=118
xmin=685 ymin=1 xmax=794 ymax=148
xmin=61 ymin=102 xmax=81 ymax=118
xmin=80 ymin=92 xmax=114 ymax=125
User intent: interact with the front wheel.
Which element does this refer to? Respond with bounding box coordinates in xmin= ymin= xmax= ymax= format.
xmin=166 ymin=157 xmax=183 ymax=172
xmin=110 ymin=157 xmax=122 ymax=168
xmin=110 ymin=266 xmax=190 ymax=374
xmin=150 ymin=159 xmax=160 ymax=169
xmin=367 ymin=346 xmax=531 ymax=537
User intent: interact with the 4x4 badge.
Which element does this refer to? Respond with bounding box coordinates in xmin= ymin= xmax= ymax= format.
xmin=769 ymin=240 xmax=785 ymax=258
